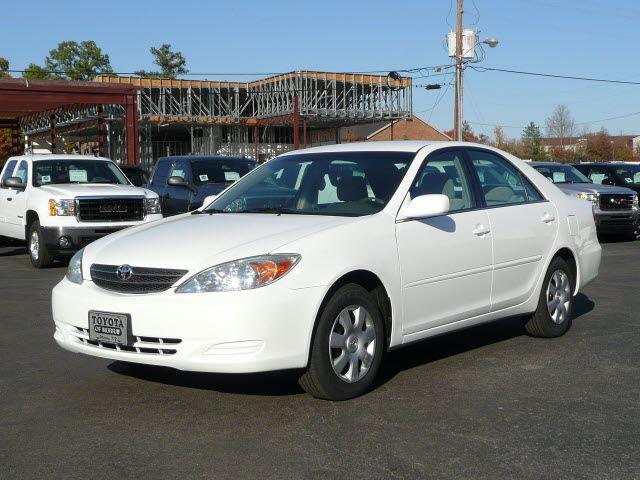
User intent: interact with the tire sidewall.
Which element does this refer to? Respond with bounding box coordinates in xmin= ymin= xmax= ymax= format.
xmin=309 ymin=284 xmax=385 ymax=400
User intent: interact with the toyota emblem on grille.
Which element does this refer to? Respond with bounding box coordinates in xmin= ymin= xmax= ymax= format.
xmin=116 ymin=264 xmax=133 ymax=281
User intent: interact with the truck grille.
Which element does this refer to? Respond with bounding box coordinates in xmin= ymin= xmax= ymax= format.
xmin=599 ymin=194 xmax=634 ymax=211
xmin=77 ymin=197 xmax=144 ymax=222
xmin=90 ymin=264 xmax=188 ymax=294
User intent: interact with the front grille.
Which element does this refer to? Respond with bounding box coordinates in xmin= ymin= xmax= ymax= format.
xmin=77 ymin=197 xmax=144 ymax=222
xmin=71 ymin=327 xmax=180 ymax=355
xmin=90 ymin=264 xmax=188 ymax=294
xmin=599 ymin=194 xmax=634 ymax=211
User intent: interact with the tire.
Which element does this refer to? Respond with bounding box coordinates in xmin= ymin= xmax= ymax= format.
xmin=28 ymin=220 xmax=54 ymax=268
xmin=299 ymin=284 xmax=385 ymax=400
xmin=525 ymin=257 xmax=574 ymax=338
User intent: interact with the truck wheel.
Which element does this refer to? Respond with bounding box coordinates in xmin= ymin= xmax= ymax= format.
xmin=525 ymin=257 xmax=574 ymax=338
xmin=299 ymin=284 xmax=385 ymax=400
xmin=28 ymin=220 xmax=54 ymax=268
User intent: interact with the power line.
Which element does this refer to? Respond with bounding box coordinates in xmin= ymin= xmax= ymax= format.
xmin=470 ymin=66 xmax=640 ymax=85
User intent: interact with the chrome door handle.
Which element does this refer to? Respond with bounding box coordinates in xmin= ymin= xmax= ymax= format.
xmin=473 ymin=225 xmax=491 ymax=236
xmin=541 ymin=213 xmax=555 ymax=223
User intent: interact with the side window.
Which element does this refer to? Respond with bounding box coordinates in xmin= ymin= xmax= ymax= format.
xmin=468 ymin=151 xmax=535 ymax=206
xmin=1 ymin=160 xmax=18 ymax=187
xmin=14 ymin=161 xmax=29 ymax=184
xmin=169 ymin=160 xmax=190 ymax=181
xmin=410 ymin=150 xmax=475 ymax=212
xmin=151 ymin=160 xmax=171 ymax=187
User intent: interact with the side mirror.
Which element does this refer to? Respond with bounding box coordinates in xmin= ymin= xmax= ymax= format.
xmin=202 ymin=194 xmax=218 ymax=207
xmin=3 ymin=177 xmax=26 ymax=190
xmin=167 ymin=176 xmax=196 ymax=193
xmin=401 ymin=194 xmax=450 ymax=220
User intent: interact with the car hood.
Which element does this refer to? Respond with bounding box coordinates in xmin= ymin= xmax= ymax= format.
xmin=554 ymin=182 xmax=637 ymax=195
xmin=38 ymin=183 xmax=157 ymax=198
xmin=82 ymin=213 xmax=354 ymax=274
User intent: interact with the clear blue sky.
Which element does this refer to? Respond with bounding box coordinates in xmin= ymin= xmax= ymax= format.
xmin=2 ymin=0 xmax=639 ymax=139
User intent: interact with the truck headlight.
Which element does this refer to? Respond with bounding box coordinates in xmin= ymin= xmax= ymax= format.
xmin=577 ymin=192 xmax=599 ymax=206
xmin=49 ymin=199 xmax=76 ymax=216
xmin=66 ymin=248 xmax=84 ymax=284
xmin=176 ymin=254 xmax=301 ymax=293
xmin=144 ymin=197 xmax=162 ymax=215
xmin=633 ymin=194 xmax=638 ymax=209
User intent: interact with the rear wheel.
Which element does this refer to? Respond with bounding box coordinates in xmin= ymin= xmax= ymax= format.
xmin=28 ymin=220 xmax=54 ymax=268
xmin=299 ymin=284 xmax=385 ymax=400
xmin=525 ymin=257 xmax=574 ymax=338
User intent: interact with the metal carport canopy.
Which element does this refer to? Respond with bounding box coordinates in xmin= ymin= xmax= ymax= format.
xmin=0 ymin=78 xmax=140 ymax=165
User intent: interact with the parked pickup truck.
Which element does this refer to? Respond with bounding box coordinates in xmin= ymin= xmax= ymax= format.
xmin=531 ymin=161 xmax=639 ymax=237
xmin=147 ymin=155 xmax=256 ymax=216
xmin=0 ymin=154 xmax=162 ymax=267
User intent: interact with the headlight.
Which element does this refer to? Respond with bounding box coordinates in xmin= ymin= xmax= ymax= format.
xmin=577 ymin=192 xmax=599 ymax=205
xmin=144 ymin=197 xmax=162 ymax=215
xmin=176 ymin=254 xmax=301 ymax=293
xmin=66 ymin=248 xmax=84 ymax=284
xmin=49 ymin=199 xmax=76 ymax=216
xmin=633 ymin=194 xmax=638 ymax=209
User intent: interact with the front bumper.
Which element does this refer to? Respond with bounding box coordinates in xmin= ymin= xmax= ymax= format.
xmin=594 ymin=210 xmax=639 ymax=234
xmin=52 ymin=278 xmax=324 ymax=374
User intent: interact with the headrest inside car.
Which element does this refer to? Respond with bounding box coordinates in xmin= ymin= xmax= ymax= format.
xmin=337 ymin=176 xmax=368 ymax=202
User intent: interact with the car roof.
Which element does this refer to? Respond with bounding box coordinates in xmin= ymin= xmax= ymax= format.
xmin=157 ymin=155 xmax=256 ymax=162
xmin=529 ymin=161 xmax=567 ymax=167
xmin=7 ymin=154 xmax=113 ymax=162
xmin=278 ymin=140 xmax=502 ymax=156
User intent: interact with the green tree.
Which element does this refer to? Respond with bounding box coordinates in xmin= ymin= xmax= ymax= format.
xmin=25 ymin=41 xmax=113 ymax=80
xmin=0 ymin=57 xmax=10 ymax=78
xmin=135 ymin=44 xmax=188 ymax=78
xmin=23 ymin=63 xmax=53 ymax=79
xmin=521 ymin=121 xmax=543 ymax=159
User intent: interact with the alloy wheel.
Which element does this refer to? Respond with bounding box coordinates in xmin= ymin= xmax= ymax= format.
xmin=30 ymin=230 xmax=40 ymax=262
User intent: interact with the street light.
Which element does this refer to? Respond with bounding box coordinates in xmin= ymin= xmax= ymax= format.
xmin=482 ymin=38 xmax=499 ymax=48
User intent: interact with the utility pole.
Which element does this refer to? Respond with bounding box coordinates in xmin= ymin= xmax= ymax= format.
xmin=453 ymin=0 xmax=464 ymax=141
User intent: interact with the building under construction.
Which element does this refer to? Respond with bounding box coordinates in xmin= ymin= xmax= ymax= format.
xmin=19 ymin=71 xmax=413 ymax=169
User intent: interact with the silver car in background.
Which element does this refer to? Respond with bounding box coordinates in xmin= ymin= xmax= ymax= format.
xmin=531 ymin=162 xmax=639 ymax=237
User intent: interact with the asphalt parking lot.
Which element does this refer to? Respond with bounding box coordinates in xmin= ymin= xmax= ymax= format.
xmin=1 ymin=240 xmax=639 ymax=480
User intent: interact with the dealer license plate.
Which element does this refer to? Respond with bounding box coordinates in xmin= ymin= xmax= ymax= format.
xmin=88 ymin=310 xmax=131 ymax=345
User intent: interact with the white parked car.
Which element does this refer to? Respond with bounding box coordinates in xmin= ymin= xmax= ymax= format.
xmin=0 ymin=154 xmax=162 ymax=267
xmin=51 ymin=142 xmax=601 ymax=400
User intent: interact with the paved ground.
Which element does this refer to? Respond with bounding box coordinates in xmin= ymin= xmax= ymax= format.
xmin=1 ymin=239 xmax=639 ymax=480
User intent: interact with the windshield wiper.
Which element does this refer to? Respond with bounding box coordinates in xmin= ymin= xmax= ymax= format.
xmin=192 ymin=208 xmax=226 ymax=215
xmin=235 ymin=207 xmax=302 ymax=215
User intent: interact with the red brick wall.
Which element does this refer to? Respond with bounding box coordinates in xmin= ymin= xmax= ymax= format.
xmin=368 ymin=118 xmax=449 ymax=142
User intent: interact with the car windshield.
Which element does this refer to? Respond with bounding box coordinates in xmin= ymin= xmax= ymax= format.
xmin=191 ymin=159 xmax=255 ymax=186
xmin=614 ymin=165 xmax=640 ymax=185
xmin=533 ymin=164 xmax=591 ymax=184
xmin=204 ymin=151 xmax=415 ymax=217
xmin=33 ymin=159 xmax=129 ymax=187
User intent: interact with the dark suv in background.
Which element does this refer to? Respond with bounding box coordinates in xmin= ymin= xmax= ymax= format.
xmin=147 ymin=156 xmax=257 ymax=216
xmin=573 ymin=162 xmax=640 ymax=194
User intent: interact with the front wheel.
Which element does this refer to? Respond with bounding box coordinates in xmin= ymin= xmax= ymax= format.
xmin=28 ymin=220 xmax=54 ymax=268
xmin=525 ymin=257 xmax=574 ymax=338
xmin=299 ymin=284 xmax=385 ymax=400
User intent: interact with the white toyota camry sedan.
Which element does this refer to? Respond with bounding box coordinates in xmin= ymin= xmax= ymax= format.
xmin=52 ymin=142 xmax=602 ymax=400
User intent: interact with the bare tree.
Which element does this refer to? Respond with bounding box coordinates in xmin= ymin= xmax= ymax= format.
xmin=545 ymin=104 xmax=576 ymax=147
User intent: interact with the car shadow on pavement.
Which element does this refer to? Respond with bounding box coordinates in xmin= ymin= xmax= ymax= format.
xmin=375 ymin=293 xmax=595 ymax=388
xmin=0 ymin=245 xmax=27 ymax=256
xmin=108 ymin=294 xmax=595 ymax=397
xmin=108 ymin=362 xmax=305 ymax=396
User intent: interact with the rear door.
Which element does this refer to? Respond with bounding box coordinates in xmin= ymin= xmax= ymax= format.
xmin=466 ymin=149 xmax=558 ymax=311
xmin=4 ymin=160 xmax=29 ymax=237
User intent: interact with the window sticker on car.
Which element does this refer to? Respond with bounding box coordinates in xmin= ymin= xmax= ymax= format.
xmin=41 ymin=175 xmax=51 ymax=183
xmin=591 ymin=173 xmax=606 ymax=184
xmin=553 ymin=172 xmax=566 ymax=183
xmin=171 ymin=169 xmax=185 ymax=179
xmin=199 ymin=174 xmax=209 ymax=182
xmin=69 ymin=170 xmax=88 ymax=182
xmin=225 ymin=171 xmax=240 ymax=182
